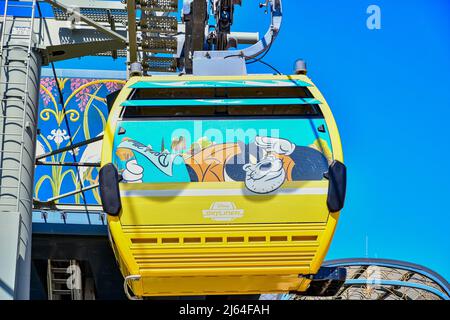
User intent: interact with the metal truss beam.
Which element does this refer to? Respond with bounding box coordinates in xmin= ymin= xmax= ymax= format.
xmin=47 ymin=184 xmax=99 ymax=202
xmin=127 ymin=0 xmax=137 ymax=64
xmin=376 ymin=271 xmax=414 ymax=300
xmin=345 ymin=279 xmax=449 ymax=301
xmin=33 ymin=184 xmax=99 ymax=209
xmin=43 ymin=0 xmax=127 ymax=43
xmin=2 ymin=16 xmax=128 ymax=63
xmin=333 ymin=265 xmax=368 ymax=298
xmin=377 ymin=286 xmax=412 ymax=300
xmin=35 ymin=161 xmax=100 ymax=167
xmin=44 ymin=39 xmax=126 ymax=63
xmin=183 ymin=0 xmax=207 ymax=73
xmin=33 ymin=202 xmax=103 ymax=213
xmin=41 ymin=0 xmax=126 ymax=11
xmin=36 ymin=134 xmax=103 ymax=161
xmin=324 ymin=258 xmax=450 ymax=300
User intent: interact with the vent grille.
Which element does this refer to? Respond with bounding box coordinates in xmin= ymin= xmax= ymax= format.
xmin=131 ymin=234 xmax=318 ymax=245
xmin=134 ymin=252 xmax=316 ymax=270
xmin=123 ymin=224 xmax=325 ymax=272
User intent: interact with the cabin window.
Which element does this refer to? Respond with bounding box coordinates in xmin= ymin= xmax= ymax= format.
xmin=113 ymin=116 xmax=332 ymax=190
xmin=122 ymin=104 xmax=323 ymax=118
xmin=129 ymin=86 xmax=314 ymax=100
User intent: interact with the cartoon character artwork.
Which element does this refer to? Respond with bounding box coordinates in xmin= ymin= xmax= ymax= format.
xmin=242 ymin=136 xmax=294 ymax=193
xmin=243 ymin=156 xmax=286 ymax=194
xmin=114 ymin=134 xmax=330 ymax=194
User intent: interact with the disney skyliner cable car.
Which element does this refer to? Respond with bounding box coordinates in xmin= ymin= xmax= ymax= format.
xmin=98 ymin=0 xmax=347 ymax=299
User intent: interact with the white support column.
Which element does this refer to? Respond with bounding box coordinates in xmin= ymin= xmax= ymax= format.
xmin=0 ymin=18 xmax=42 ymax=300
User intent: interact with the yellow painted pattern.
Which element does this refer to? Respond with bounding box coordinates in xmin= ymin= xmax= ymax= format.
xmin=119 ymin=180 xmax=328 ymax=225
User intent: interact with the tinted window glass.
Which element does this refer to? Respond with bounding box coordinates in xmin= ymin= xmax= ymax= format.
xmin=131 ymin=86 xmax=314 ymax=100
xmin=122 ymin=104 xmax=322 ymax=118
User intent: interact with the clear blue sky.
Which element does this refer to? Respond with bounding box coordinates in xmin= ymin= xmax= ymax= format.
xmin=6 ymin=0 xmax=450 ymax=281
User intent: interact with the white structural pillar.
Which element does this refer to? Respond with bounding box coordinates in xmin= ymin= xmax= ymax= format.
xmin=0 ymin=18 xmax=42 ymax=300
xmin=0 ymin=8 xmax=127 ymax=299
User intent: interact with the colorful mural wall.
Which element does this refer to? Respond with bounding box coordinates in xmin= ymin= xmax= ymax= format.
xmin=35 ymin=75 xmax=126 ymax=205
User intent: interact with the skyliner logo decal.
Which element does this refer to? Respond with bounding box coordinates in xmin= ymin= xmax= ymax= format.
xmin=202 ymin=202 xmax=244 ymax=222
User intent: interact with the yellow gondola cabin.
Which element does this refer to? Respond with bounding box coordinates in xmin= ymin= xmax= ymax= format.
xmin=99 ymin=74 xmax=347 ymax=298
